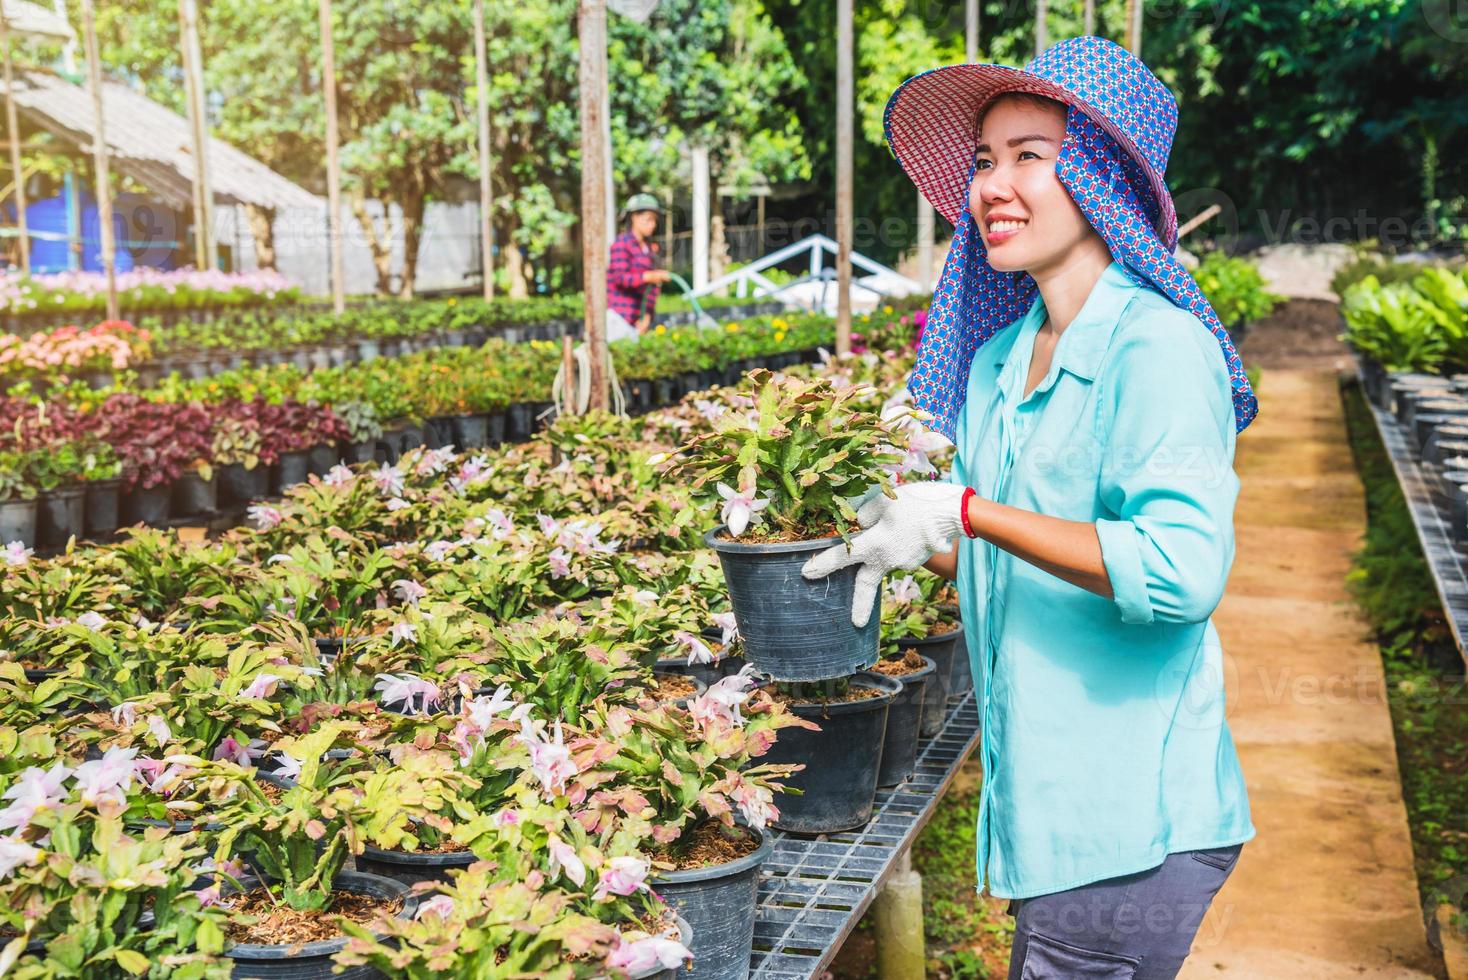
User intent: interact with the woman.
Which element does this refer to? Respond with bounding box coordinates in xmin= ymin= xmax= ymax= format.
xmin=803 ymin=36 xmax=1256 ymax=979
xmin=608 ymin=192 xmax=672 ymax=340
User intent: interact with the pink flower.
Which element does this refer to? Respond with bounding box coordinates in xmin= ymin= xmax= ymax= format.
xmin=537 ymin=513 xmax=560 ymax=536
xmin=0 ymin=838 xmax=41 ymax=881
xmin=717 ymin=483 xmax=771 ymax=537
xmin=517 ymin=717 xmax=577 ymax=798
xmin=372 ymin=464 xmax=404 ymax=496
xmin=272 ymin=752 xmax=302 ymax=782
xmin=392 ymin=579 xmax=428 ymax=605
xmin=2 ymin=540 xmax=32 ymax=567
xmin=73 ymin=746 xmax=137 ymax=808
xmin=386 ymin=497 xmax=411 ymax=512
xmin=728 ymin=775 xmax=779 ymax=831
xmin=888 ymin=575 xmax=921 ymax=606
xmin=0 ymin=763 xmax=71 ymax=832
xmin=323 ymin=465 xmax=353 ymax=486
xmin=709 ymin=612 xmax=739 ymax=647
xmin=691 ymin=665 xmax=760 ymax=726
xmin=547 ymin=548 xmax=572 ymax=579
xmin=414 ymin=895 xmax=456 ymax=921
xmin=75 ymin=611 xmax=107 ymax=631
xmin=547 ymin=834 xmax=586 ymax=887
xmin=110 ymin=702 xmax=139 ymax=728
xmin=242 ymin=673 xmax=285 ymax=700
xmin=491 ymin=807 xmax=520 ymax=828
xmin=212 ymin=737 xmax=253 ymax=767
xmin=465 ymin=685 xmax=517 ymax=730
xmin=374 ymin=673 xmax=442 ymax=714
xmin=423 ymin=540 xmax=457 ymax=561
xmin=388 ymin=621 xmax=418 ymax=648
xmin=146 ymin=715 xmax=172 ymax=747
xmin=674 ymin=630 xmax=714 ymax=666
xmin=592 ymin=855 xmax=649 ymax=900
xmin=247 ymin=504 xmax=284 ymax=530
xmin=606 ymin=934 xmax=692 ymax=974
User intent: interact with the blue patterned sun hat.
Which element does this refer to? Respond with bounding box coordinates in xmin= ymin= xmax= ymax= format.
xmin=883 ymin=35 xmax=1257 ymax=439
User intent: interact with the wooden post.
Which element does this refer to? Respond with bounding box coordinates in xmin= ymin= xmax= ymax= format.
xmin=80 ymin=0 xmax=117 ymax=320
xmin=578 ymin=0 xmax=610 ymax=412
xmin=1125 ymin=0 xmax=1142 ymax=55
xmin=1083 ymin=0 xmax=1095 ymax=36
xmin=916 ymin=187 xmax=934 ymax=292
xmin=834 ymin=0 xmax=852 ymax=355
xmin=756 ymin=193 xmax=765 ymax=255
xmin=1035 ymin=0 xmax=1047 ymax=54
xmin=178 ymin=0 xmax=214 ymax=270
xmin=0 ymin=11 xmax=28 ymax=275
xmin=965 ymin=0 xmax=979 ymax=62
xmin=873 ymin=849 xmax=925 ymax=980
xmin=560 ymin=334 xmax=577 ymax=416
xmin=318 ymin=0 xmax=346 ymax=315
xmin=473 ymin=0 xmax=494 ymax=301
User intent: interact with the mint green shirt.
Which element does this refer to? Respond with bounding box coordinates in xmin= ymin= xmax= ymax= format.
xmin=950 ymin=260 xmax=1255 ymax=899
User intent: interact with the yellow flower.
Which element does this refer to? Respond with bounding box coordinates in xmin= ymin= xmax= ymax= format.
xmin=774 ymin=332 xmax=786 ymax=343
xmin=726 ymin=322 xmax=740 ymax=333
xmin=655 ymin=324 xmax=667 ymax=335
xmin=447 ymin=298 xmax=457 ymax=306
xmin=883 ymin=305 xmax=894 ymax=314
xmin=771 ymin=317 xmax=788 ymax=330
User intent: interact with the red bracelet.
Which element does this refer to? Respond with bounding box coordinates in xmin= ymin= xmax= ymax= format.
xmin=959 ymin=486 xmax=978 ymax=538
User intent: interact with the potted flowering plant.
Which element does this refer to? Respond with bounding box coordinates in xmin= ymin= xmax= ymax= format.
xmin=0 ymin=448 xmax=40 ymax=546
xmin=94 ymin=394 xmax=213 ymax=526
xmin=660 ymin=369 xmax=905 ymax=681
xmin=883 ymin=568 xmax=968 ymax=710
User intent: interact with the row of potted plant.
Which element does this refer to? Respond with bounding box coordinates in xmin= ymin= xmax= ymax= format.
xmin=0 ymin=268 xmax=300 ymax=328
xmin=1 ymin=325 xmax=962 ymax=978
xmin=1345 ymin=264 xmax=1468 ymax=380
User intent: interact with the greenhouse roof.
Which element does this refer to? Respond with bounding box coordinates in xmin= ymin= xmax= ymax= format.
xmin=11 ymin=68 xmax=321 ymax=213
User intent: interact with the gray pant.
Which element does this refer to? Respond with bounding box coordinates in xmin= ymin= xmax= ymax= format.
xmin=1006 ymin=845 xmax=1243 ymax=979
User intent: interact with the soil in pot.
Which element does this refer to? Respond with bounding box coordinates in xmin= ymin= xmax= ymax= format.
xmin=224 ymin=870 xmax=412 ymax=980
xmin=869 ymin=651 xmax=935 ymax=787
xmin=171 ymin=471 xmax=217 ymax=517
xmin=37 ymin=487 xmax=85 ymax=547
xmin=896 ymin=622 xmax=964 ymax=736
xmin=651 ymin=822 xmax=771 ymax=980
xmin=647 ymin=670 xmax=708 ymax=707
xmin=758 ymin=672 xmax=900 ymax=834
xmin=84 ymin=479 xmax=122 ymax=536
xmin=0 ymin=497 xmax=37 ymax=548
xmin=705 ymin=526 xmax=879 ymax=682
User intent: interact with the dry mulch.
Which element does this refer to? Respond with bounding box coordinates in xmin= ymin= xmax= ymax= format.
xmin=653 ymin=821 xmax=760 ymax=872
xmin=767 ymin=683 xmax=882 ymax=706
xmin=650 ymin=674 xmax=698 ymax=701
xmin=224 ymin=888 xmax=401 ymax=947
xmin=870 ymin=649 xmax=928 ymax=677
xmin=716 ymin=523 xmax=840 ymax=545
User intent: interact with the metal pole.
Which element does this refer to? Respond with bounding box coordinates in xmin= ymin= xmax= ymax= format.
xmin=965 ymin=0 xmax=979 ymax=62
xmin=318 ymin=0 xmax=345 ymax=315
xmin=80 ymin=0 xmax=117 ymax=320
xmin=179 ymin=0 xmax=214 ymax=270
xmin=473 ymin=0 xmax=494 ymax=301
xmin=0 ymin=10 xmax=28 ymax=274
xmin=691 ymin=143 xmax=709 ymax=291
xmin=835 ymin=0 xmax=852 ymax=354
xmin=578 ymin=0 xmax=610 ymax=412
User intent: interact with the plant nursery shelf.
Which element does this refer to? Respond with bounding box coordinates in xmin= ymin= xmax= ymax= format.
xmin=1359 ymin=367 xmax=1468 ymax=671
xmin=749 ymin=689 xmax=982 ymax=979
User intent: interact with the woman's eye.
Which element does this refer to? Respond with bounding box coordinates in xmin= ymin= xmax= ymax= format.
xmin=1018 ymin=150 xmax=1040 ymax=160
xmin=974 ymin=158 xmax=993 ymax=170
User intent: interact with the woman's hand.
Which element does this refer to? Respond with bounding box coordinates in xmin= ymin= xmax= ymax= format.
xmin=801 ymin=482 xmax=969 ymax=627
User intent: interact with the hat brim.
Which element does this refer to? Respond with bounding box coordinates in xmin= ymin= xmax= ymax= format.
xmin=883 ymin=62 xmax=1177 ymax=245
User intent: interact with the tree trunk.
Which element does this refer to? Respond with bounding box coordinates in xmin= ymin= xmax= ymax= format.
xmin=244 ymin=204 xmax=277 ymax=270
xmin=348 ymin=187 xmax=394 ymax=295
xmin=504 ymin=215 xmax=528 ymax=299
xmin=398 ymin=190 xmax=426 ymax=300
xmin=709 ymin=204 xmax=730 ymax=294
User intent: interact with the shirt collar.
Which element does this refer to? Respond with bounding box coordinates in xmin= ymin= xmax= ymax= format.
xmin=995 ymin=260 xmax=1141 ymax=385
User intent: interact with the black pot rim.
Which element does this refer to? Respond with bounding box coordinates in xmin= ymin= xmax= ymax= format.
xmin=894 ymin=622 xmax=966 ymax=647
xmin=359 ymin=842 xmax=479 ymax=868
xmin=702 ymin=524 xmax=847 ymax=556
xmin=222 ymin=870 xmax=414 ymax=960
xmin=653 ymin=823 xmax=773 ymax=884
xmin=767 ymin=671 xmax=902 ymax=716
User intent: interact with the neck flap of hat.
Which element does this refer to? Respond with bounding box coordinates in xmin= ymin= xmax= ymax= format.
xmin=908 ymin=105 xmax=1257 ymax=441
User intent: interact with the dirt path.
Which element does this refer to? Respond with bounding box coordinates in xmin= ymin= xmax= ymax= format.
xmin=1181 ymin=364 xmax=1443 ymax=978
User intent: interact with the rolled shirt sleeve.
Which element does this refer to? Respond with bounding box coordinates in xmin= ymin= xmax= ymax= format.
xmin=1094 ymin=311 xmax=1240 ymax=626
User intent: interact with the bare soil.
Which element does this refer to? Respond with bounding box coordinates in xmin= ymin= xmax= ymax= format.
xmin=869 ymin=649 xmax=927 ymax=677
xmin=653 ymin=821 xmax=760 ymax=872
xmin=224 ymin=888 xmax=401 ymax=948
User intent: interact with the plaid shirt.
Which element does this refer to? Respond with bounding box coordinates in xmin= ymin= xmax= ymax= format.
xmin=607 ymin=231 xmax=660 ymax=322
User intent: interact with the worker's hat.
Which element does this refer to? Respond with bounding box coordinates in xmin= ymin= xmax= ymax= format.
xmin=619 ymin=193 xmax=664 ymax=221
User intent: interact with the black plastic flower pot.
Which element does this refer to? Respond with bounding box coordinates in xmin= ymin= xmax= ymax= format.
xmin=307 ymin=444 xmax=338 ymax=476
xmin=343 ymin=440 xmax=376 ymax=465
xmin=399 ymin=423 xmax=426 ymax=452
xmin=452 ymin=413 xmax=489 ymax=449
xmin=655 ymin=656 xmax=723 ymax=690
xmin=37 ymin=486 xmax=86 ymax=547
xmin=424 ymin=416 xmax=454 ymax=450
xmin=0 ymin=497 xmax=37 ymax=547
xmin=650 ymin=666 xmax=710 ymax=708
xmin=171 ymin=471 xmax=218 ymax=517
xmin=122 ymin=484 xmax=172 ymax=527
xmin=704 ymin=526 xmax=879 ymax=682
xmin=680 ymin=371 xmax=702 ymax=396
xmin=84 ymin=479 xmax=122 ymax=536
xmin=654 ymin=378 xmax=676 ymax=406
xmin=484 ymin=411 xmax=507 ymax=446
xmin=759 ymin=672 xmax=900 ymax=834
xmin=634 ymin=381 xmax=653 ymax=411
xmin=506 ymin=403 xmax=535 ymax=442
xmin=876 ymin=654 xmax=935 ymax=788
xmin=224 ymin=870 xmax=415 ymax=980
xmin=653 ymin=826 xmax=772 ymax=980
xmin=355 ymin=843 xmax=477 ymax=886
xmin=274 ymin=451 xmax=310 ymax=492
xmin=220 ymin=462 xmax=270 ymax=505
xmin=897 ymin=624 xmax=964 ymax=736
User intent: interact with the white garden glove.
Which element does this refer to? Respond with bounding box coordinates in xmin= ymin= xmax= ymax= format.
xmin=801 ymin=482 xmax=970 ymax=628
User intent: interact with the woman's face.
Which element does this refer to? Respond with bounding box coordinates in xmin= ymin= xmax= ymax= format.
xmin=630 ymin=210 xmax=659 ymax=240
xmin=969 ymin=97 xmax=1096 ymax=275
